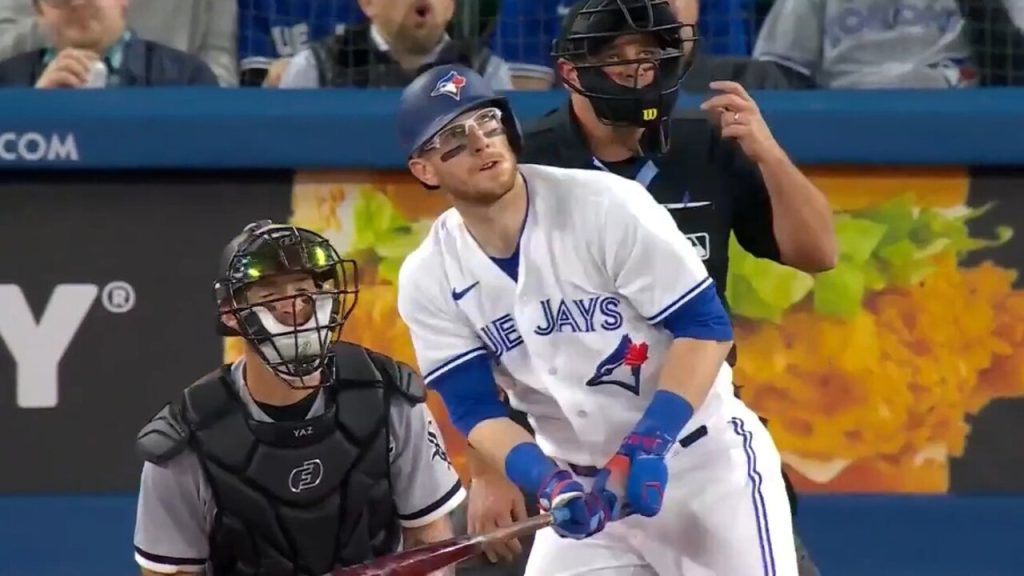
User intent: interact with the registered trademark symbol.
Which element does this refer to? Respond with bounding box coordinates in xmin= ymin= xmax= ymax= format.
xmin=101 ymin=281 xmax=136 ymax=313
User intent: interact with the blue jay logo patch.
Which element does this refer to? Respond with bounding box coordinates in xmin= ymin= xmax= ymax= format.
xmin=585 ymin=335 xmax=650 ymax=396
xmin=431 ymin=70 xmax=467 ymax=100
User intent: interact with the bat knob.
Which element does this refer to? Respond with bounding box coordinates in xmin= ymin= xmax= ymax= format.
xmin=550 ymin=506 xmax=572 ymax=524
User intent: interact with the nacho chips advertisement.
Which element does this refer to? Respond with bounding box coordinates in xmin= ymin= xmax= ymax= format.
xmin=224 ymin=168 xmax=1024 ymax=495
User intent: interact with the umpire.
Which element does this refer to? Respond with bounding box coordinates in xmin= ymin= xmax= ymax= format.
xmin=456 ymin=1 xmax=836 ymax=575
xmin=133 ymin=221 xmax=465 ymax=576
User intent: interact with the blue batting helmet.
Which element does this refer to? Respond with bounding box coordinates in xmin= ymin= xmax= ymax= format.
xmin=397 ymin=64 xmax=522 ymax=158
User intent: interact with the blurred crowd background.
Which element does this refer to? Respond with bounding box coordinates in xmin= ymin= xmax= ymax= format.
xmin=1 ymin=0 xmax=1022 ymax=91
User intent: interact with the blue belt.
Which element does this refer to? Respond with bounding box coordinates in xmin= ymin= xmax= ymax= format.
xmin=567 ymin=425 xmax=709 ymax=478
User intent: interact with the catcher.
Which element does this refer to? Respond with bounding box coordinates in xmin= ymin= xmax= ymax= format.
xmin=132 ymin=221 xmax=465 ymax=576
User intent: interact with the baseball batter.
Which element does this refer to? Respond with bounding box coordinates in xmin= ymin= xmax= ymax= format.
xmin=394 ymin=65 xmax=798 ymax=576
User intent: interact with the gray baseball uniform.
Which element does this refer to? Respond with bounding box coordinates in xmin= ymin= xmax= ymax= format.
xmin=133 ymin=359 xmax=465 ymax=574
xmin=753 ymin=0 xmax=977 ymax=88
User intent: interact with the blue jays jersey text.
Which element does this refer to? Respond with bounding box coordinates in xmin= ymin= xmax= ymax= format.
xmin=238 ymin=0 xmax=363 ymax=64
xmin=534 ymin=296 xmax=623 ymax=336
xmin=479 ymin=296 xmax=624 ymax=359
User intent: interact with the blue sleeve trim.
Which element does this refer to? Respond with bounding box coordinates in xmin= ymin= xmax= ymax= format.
xmin=633 ymin=390 xmax=695 ymax=446
xmin=428 ymin=354 xmax=507 ymax=437
xmin=423 ymin=347 xmax=490 ymax=385
xmin=658 ymin=281 xmax=734 ymax=342
xmin=646 ymin=277 xmax=714 ymax=324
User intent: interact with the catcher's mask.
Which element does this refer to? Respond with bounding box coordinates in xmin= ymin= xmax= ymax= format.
xmin=213 ymin=220 xmax=358 ymax=387
xmin=553 ymin=0 xmax=697 ymax=154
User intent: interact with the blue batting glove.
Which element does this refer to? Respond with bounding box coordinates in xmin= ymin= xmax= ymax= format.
xmin=503 ymin=442 xmax=610 ymax=539
xmin=538 ymin=469 xmax=610 ymax=540
xmin=595 ymin=390 xmax=694 ymax=518
xmin=614 ymin=430 xmax=674 ymax=518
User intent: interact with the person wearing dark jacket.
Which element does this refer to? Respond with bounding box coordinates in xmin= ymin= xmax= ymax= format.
xmin=0 ymin=0 xmax=217 ymax=88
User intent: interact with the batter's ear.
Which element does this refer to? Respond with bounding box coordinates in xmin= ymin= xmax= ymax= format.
xmin=408 ymin=158 xmax=441 ymax=189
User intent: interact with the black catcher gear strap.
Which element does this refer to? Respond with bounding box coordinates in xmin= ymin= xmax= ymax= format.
xmin=136 ymin=402 xmax=191 ymax=465
xmin=332 ymin=341 xmax=427 ymax=405
xmin=372 ymin=354 xmax=428 ymax=405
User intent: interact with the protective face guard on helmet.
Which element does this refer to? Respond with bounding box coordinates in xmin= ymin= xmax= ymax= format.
xmin=553 ymin=0 xmax=698 ymax=152
xmin=213 ymin=225 xmax=358 ymax=388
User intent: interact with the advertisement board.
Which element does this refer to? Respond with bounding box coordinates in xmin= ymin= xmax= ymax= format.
xmin=242 ymin=167 xmax=1024 ymax=496
xmin=0 ymin=170 xmax=293 ymax=492
xmin=3 ymin=87 xmax=1023 ymax=575
xmin=0 ymin=166 xmax=1021 ymax=576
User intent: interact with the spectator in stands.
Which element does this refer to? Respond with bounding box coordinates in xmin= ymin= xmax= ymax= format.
xmin=0 ymin=0 xmax=218 ymax=87
xmin=957 ymin=0 xmax=1024 ymax=86
xmin=237 ymin=0 xmax=361 ymax=86
xmin=0 ymin=0 xmax=43 ymax=58
xmin=128 ymin=0 xmax=237 ymax=86
xmin=0 ymin=0 xmax=237 ymax=86
xmin=278 ymin=0 xmax=513 ymax=89
xmin=752 ymin=0 xmax=983 ymax=88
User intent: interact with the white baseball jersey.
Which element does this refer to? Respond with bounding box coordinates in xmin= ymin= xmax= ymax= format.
xmin=397 ymin=163 xmax=734 ymax=466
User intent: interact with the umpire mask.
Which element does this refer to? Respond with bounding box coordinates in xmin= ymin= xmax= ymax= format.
xmin=553 ymin=0 xmax=697 ymax=153
xmin=213 ymin=221 xmax=358 ymax=387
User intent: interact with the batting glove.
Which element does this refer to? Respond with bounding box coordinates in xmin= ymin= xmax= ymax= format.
xmin=537 ymin=469 xmax=610 ymax=540
xmin=594 ymin=390 xmax=694 ymax=519
xmin=597 ymin=430 xmax=674 ymax=519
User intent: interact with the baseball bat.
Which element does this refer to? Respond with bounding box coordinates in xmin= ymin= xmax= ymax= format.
xmin=332 ymin=507 xmax=569 ymax=576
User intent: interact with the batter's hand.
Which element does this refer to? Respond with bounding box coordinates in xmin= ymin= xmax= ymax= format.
xmin=467 ymin=469 xmax=528 ymax=563
xmin=595 ymin=430 xmax=675 ymax=519
xmin=699 ymin=80 xmax=784 ymax=164
xmin=538 ymin=469 xmax=610 ymax=540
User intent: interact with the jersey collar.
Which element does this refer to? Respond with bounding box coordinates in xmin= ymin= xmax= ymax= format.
xmin=369 ymin=24 xmax=450 ymax=64
xmin=553 ymin=99 xmax=661 ymax=186
xmin=230 ymin=358 xmax=326 ymax=422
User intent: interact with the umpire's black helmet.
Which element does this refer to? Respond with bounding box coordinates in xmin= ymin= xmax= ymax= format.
xmin=552 ymin=0 xmax=698 ymax=153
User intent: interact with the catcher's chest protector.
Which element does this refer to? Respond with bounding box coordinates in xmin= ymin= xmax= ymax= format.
xmin=184 ymin=370 xmax=401 ymax=576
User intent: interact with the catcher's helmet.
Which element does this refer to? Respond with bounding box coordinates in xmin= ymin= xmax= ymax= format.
xmin=552 ymin=0 xmax=697 ymax=154
xmin=397 ymin=64 xmax=522 ymax=159
xmin=213 ymin=220 xmax=358 ymax=385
